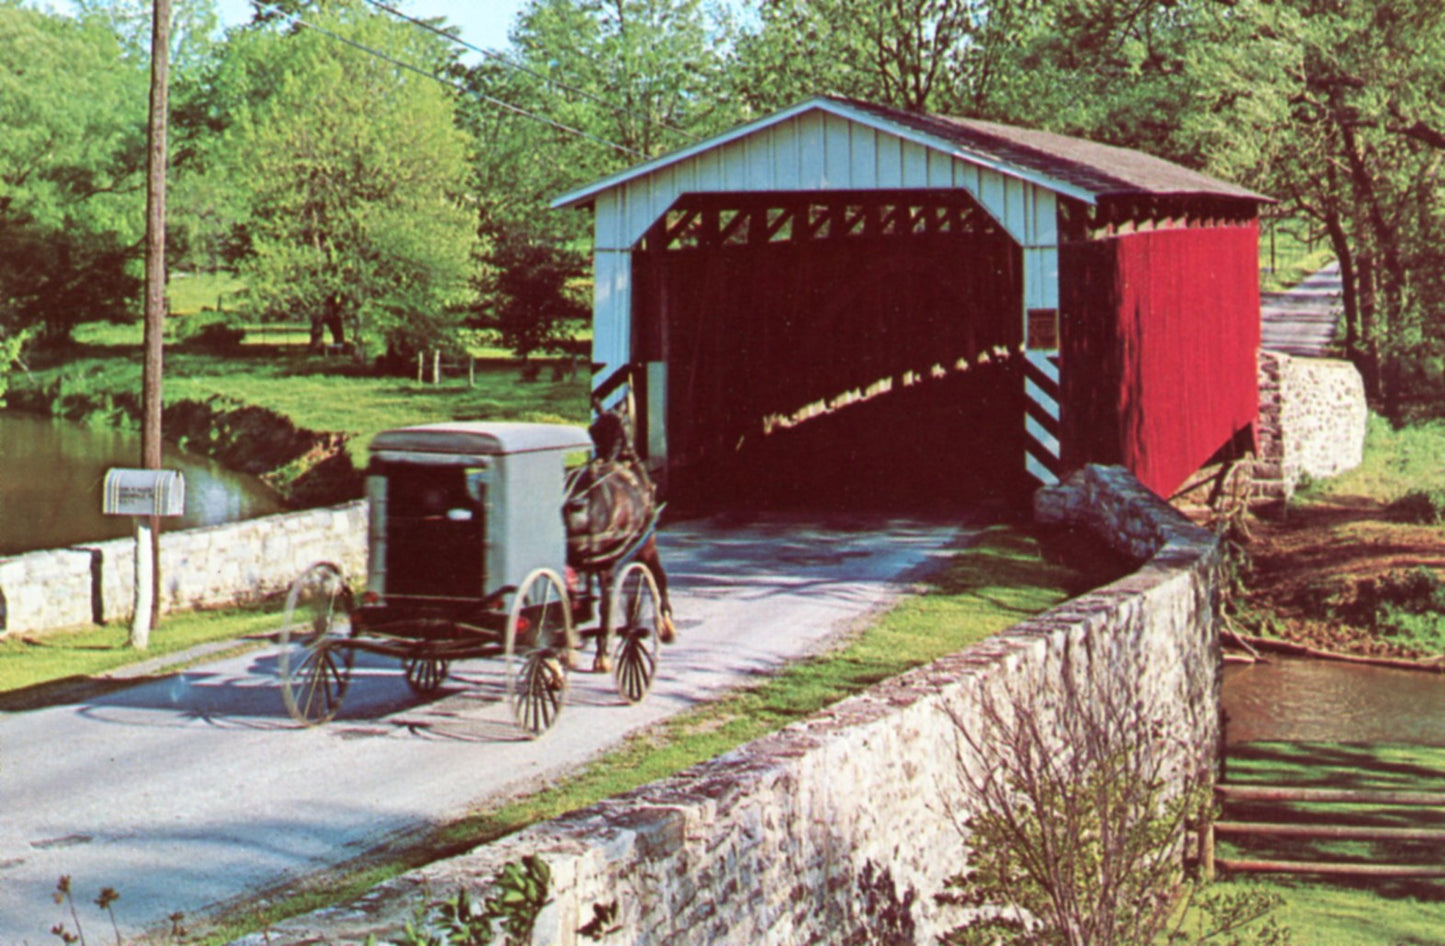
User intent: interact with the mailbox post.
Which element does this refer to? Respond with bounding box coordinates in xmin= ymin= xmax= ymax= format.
xmin=103 ymin=468 xmax=184 ymax=648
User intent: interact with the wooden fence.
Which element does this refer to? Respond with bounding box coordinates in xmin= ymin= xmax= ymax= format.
xmin=1205 ymin=782 xmax=1445 ymax=880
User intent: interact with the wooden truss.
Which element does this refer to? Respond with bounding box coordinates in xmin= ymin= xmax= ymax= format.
xmin=640 ymin=190 xmax=1003 ymax=253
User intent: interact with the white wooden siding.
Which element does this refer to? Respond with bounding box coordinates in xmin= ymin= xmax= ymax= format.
xmin=586 ymin=103 xmax=1069 ymax=377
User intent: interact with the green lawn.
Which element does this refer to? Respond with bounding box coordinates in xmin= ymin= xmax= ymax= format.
xmin=1298 ymin=414 xmax=1445 ymax=504
xmin=169 ymin=271 xmax=246 ymax=316
xmin=0 ymin=607 xmax=281 ymax=710
xmin=18 ymin=345 xmax=589 ymax=466
xmin=1216 ymin=742 xmax=1445 ymax=944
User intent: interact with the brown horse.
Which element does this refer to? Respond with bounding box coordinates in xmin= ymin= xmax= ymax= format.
xmin=563 ymin=412 xmax=675 ymax=670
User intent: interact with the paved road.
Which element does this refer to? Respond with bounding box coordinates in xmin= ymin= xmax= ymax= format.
xmin=0 ymin=511 xmax=972 ymax=943
xmin=1261 ymin=262 xmax=1342 ymax=358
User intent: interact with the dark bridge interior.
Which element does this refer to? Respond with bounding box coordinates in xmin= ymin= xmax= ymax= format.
xmin=633 ymin=190 xmax=1027 ymax=511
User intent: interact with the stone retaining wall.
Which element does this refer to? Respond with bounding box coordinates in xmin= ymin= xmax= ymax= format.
xmin=0 ymin=502 xmax=367 ymax=635
xmin=240 ymin=465 xmax=1221 ymax=946
xmin=1255 ymin=350 xmax=1367 ymax=505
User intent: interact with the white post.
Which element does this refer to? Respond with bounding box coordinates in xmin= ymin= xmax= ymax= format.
xmin=131 ymin=518 xmax=154 ymax=649
xmin=432 ymin=350 xmax=441 ymax=385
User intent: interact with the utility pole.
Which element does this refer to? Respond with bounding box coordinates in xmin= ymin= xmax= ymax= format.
xmin=133 ymin=0 xmax=171 ymax=649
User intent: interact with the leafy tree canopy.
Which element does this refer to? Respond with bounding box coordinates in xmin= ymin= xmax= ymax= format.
xmin=0 ymin=3 xmax=147 ymax=344
xmin=214 ymin=0 xmax=478 ymax=358
xmin=463 ymin=0 xmax=735 ymax=357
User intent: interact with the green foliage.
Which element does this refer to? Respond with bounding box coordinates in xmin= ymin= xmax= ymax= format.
xmin=175 ymin=312 xmax=246 ymax=353
xmin=474 ymin=217 xmax=590 ymax=359
xmin=1389 ymin=488 xmax=1445 ymax=526
xmin=936 ymin=669 xmax=1280 ymax=946
xmin=1343 ymin=567 xmax=1445 ymax=653
xmin=0 ymin=325 xmax=32 ymax=407
xmin=462 ymin=0 xmax=733 ymax=360
xmin=402 ymin=857 xmax=551 ymax=946
xmin=1192 ymin=0 xmax=1445 ymax=415
xmin=213 ymin=0 xmax=477 ymax=359
xmin=729 ymin=0 xmax=1046 ymax=117
xmin=1165 ymin=885 xmax=1292 ymax=946
xmin=0 ymin=5 xmax=147 ymax=345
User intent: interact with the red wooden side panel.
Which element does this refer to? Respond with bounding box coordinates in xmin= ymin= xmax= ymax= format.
xmin=1060 ymin=223 xmax=1260 ymax=497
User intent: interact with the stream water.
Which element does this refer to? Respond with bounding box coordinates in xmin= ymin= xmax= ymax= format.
xmin=1223 ymin=656 xmax=1445 ymax=746
xmin=0 ymin=412 xmax=284 ymax=556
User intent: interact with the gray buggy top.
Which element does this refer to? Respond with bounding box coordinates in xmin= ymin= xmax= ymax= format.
xmin=366 ymin=422 xmax=592 ymax=599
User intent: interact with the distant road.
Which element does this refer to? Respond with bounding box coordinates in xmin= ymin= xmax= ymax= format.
xmin=0 ymin=510 xmax=972 ymax=943
xmin=1261 ymin=262 xmax=1342 ymax=358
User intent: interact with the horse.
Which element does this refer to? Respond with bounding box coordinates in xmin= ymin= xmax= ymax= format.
xmin=563 ymin=411 xmax=675 ymax=672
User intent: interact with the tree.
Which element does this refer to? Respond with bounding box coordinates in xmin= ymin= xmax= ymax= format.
xmin=215 ymin=0 xmax=477 ymax=357
xmin=1187 ymin=0 xmax=1445 ymax=416
xmin=476 ymin=215 xmax=590 ymax=361
xmin=730 ymin=0 xmax=1040 ymax=116
xmin=458 ymin=0 xmax=733 ymax=358
xmin=0 ymin=4 xmax=147 ymax=345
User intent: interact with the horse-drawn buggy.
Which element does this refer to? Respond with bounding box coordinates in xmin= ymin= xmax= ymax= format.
xmin=277 ymin=418 xmax=670 ymax=738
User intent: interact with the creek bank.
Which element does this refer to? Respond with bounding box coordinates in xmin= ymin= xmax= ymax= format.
xmin=1237 ymin=493 xmax=1445 ymax=662
xmin=6 ymin=385 xmax=363 ymax=508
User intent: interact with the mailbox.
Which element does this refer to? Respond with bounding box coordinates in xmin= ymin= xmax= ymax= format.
xmin=103 ymin=468 xmax=186 ymax=517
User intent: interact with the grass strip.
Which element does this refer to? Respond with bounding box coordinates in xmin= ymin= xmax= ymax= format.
xmin=0 ymin=608 xmax=282 ymax=711
xmin=190 ymin=522 xmax=1085 ymax=943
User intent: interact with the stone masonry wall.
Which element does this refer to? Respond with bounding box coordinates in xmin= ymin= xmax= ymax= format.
xmin=1255 ymin=350 xmax=1367 ymax=505
xmin=0 ymin=502 xmax=367 ymax=636
xmin=239 ymin=466 xmax=1221 ymax=946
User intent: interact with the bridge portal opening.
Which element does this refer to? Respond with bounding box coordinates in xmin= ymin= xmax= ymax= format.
xmin=632 ymin=190 xmax=1025 ymax=510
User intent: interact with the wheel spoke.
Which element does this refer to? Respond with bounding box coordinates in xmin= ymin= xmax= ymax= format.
xmin=280 ymin=563 xmax=355 ymax=725
xmin=610 ymin=562 xmax=660 ymax=705
xmin=506 ymin=569 xmax=572 ymax=738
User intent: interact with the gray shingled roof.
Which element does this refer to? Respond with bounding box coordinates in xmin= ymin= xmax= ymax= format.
xmin=835 ymin=96 xmax=1268 ymax=202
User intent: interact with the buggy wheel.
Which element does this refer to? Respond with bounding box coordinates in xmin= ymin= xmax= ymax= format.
xmin=610 ymin=561 xmax=661 ymax=704
xmin=504 ymin=568 xmax=575 ymax=739
xmin=403 ymin=657 xmax=450 ymax=694
xmin=279 ymin=562 xmax=355 ymax=725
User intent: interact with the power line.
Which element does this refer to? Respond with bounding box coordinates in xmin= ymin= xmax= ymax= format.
xmin=358 ymin=0 xmax=700 ymax=146
xmin=252 ymin=1 xmax=644 ymax=158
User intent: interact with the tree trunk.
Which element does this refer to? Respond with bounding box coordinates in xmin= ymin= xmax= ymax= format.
xmin=1324 ymin=211 xmax=1358 ymax=355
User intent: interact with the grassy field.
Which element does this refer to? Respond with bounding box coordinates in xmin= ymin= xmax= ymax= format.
xmin=0 ymin=608 xmax=279 ymax=710
xmin=1298 ymin=414 xmax=1445 ymax=504
xmin=19 ymin=343 xmax=589 ymax=466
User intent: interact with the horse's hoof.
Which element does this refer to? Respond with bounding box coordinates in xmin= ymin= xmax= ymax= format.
xmin=542 ymin=658 xmax=566 ymax=691
xmin=660 ymin=611 xmax=676 ymax=644
xmin=593 ymin=653 xmax=613 ymax=674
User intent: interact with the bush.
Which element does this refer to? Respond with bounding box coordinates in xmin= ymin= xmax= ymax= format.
xmin=1341 ymin=567 xmax=1445 ymax=652
xmin=1390 ymin=488 xmax=1445 ymax=525
xmin=176 ymin=313 xmax=245 ymax=353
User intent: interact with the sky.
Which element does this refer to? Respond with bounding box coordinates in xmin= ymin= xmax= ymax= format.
xmin=221 ymin=0 xmax=528 ymax=54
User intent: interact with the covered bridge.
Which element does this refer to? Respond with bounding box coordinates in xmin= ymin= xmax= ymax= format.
xmin=553 ymin=96 xmax=1268 ymax=505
